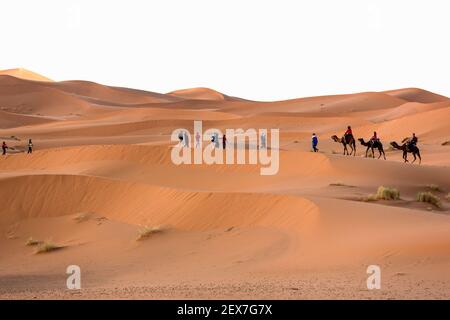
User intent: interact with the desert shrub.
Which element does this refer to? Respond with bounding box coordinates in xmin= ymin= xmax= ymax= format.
xmin=425 ymin=184 xmax=441 ymax=192
xmin=26 ymin=237 xmax=41 ymax=246
xmin=363 ymin=194 xmax=378 ymax=202
xmin=363 ymin=186 xmax=400 ymax=202
xmin=417 ymin=192 xmax=441 ymax=208
xmin=73 ymin=212 xmax=92 ymax=223
xmin=375 ymin=186 xmax=400 ymax=200
xmin=329 ymin=182 xmax=355 ymax=187
xmin=35 ymin=241 xmax=62 ymax=254
xmin=136 ymin=226 xmax=164 ymax=241
xmin=330 ymin=182 xmax=345 ymax=187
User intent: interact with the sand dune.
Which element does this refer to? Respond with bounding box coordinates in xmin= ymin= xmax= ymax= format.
xmin=384 ymin=88 xmax=449 ymax=103
xmin=168 ymin=87 xmax=245 ymax=102
xmin=0 ymin=76 xmax=91 ymax=117
xmin=218 ymin=91 xmax=408 ymax=116
xmin=361 ymin=106 xmax=450 ymax=142
xmin=365 ymin=100 xmax=450 ymax=123
xmin=0 ymin=174 xmax=320 ymax=232
xmin=42 ymin=80 xmax=182 ymax=105
xmin=0 ymin=68 xmax=53 ymax=82
xmin=0 ymin=110 xmax=56 ymax=129
xmin=0 ymin=69 xmax=449 ymax=299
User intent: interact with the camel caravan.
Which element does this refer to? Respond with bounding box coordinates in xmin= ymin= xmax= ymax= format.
xmin=331 ymin=126 xmax=421 ymax=164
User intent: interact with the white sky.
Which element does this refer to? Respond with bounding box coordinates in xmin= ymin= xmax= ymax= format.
xmin=1 ymin=0 xmax=449 ymax=101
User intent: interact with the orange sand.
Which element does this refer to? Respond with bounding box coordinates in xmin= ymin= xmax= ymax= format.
xmin=0 ymin=69 xmax=449 ymax=299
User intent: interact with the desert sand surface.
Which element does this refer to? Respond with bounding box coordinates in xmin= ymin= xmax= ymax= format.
xmin=0 ymin=69 xmax=449 ymax=300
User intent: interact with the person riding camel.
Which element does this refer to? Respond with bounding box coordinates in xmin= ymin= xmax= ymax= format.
xmin=408 ymin=133 xmax=418 ymax=150
xmin=344 ymin=126 xmax=353 ymax=142
xmin=370 ymin=131 xmax=379 ymax=145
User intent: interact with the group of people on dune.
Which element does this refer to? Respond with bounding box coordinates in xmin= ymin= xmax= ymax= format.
xmin=178 ymin=131 xmax=268 ymax=150
xmin=2 ymin=139 xmax=33 ymax=156
xmin=1 ymin=128 xmax=420 ymax=163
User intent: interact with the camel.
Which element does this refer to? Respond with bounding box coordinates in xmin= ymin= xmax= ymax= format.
xmin=358 ymin=138 xmax=386 ymax=160
xmin=390 ymin=141 xmax=421 ymax=164
xmin=331 ymin=135 xmax=356 ymax=156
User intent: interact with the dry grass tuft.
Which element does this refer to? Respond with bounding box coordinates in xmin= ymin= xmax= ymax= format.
xmin=363 ymin=186 xmax=400 ymax=202
xmin=375 ymin=186 xmax=400 ymax=200
xmin=136 ymin=226 xmax=165 ymax=241
xmin=25 ymin=237 xmax=41 ymax=246
xmin=73 ymin=212 xmax=92 ymax=223
xmin=35 ymin=241 xmax=62 ymax=254
xmin=362 ymin=194 xmax=378 ymax=202
xmin=425 ymin=184 xmax=441 ymax=192
xmin=329 ymin=182 xmax=355 ymax=187
xmin=417 ymin=192 xmax=442 ymax=208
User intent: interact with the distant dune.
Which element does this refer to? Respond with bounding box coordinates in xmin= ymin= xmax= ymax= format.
xmin=0 ymin=69 xmax=449 ymax=299
xmin=0 ymin=68 xmax=53 ymax=82
xmin=0 ymin=76 xmax=91 ymax=116
xmin=384 ymin=88 xmax=449 ymax=103
xmin=168 ymin=87 xmax=246 ymax=102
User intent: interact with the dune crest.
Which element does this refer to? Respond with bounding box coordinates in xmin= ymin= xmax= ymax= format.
xmin=0 ymin=68 xmax=53 ymax=82
xmin=168 ymin=87 xmax=229 ymax=101
xmin=384 ymin=87 xmax=448 ymax=103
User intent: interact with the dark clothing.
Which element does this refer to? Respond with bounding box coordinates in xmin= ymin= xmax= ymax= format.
xmin=2 ymin=143 xmax=7 ymax=155
xmin=408 ymin=136 xmax=418 ymax=151
xmin=312 ymin=135 xmax=318 ymax=152
xmin=222 ymin=136 xmax=226 ymax=149
xmin=344 ymin=134 xmax=354 ymax=144
xmin=344 ymin=128 xmax=353 ymax=144
xmin=370 ymin=134 xmax=379 ymax=146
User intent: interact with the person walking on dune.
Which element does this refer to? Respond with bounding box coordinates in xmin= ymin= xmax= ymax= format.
xmin=2 ymin=141 xmax=7 ymax=155
xmin=178 ymin=130 xmax=184 ymax=146
xmin=27 ymin=139 xmax=33 ymax=154
xmin=184 ymin=131 xmax=190 ymax=148
xmin=195 ymin=131 xmax=201 ymax=148
xmin=260 ymin=132 xmax=266 ymax=149
xmin=312 ymin=133 xmax=319 ymax=152
xmin=222 ymin=134 xmax=227 ymax=149
xmin=214 ymin=133 xmax=220 ymax=148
